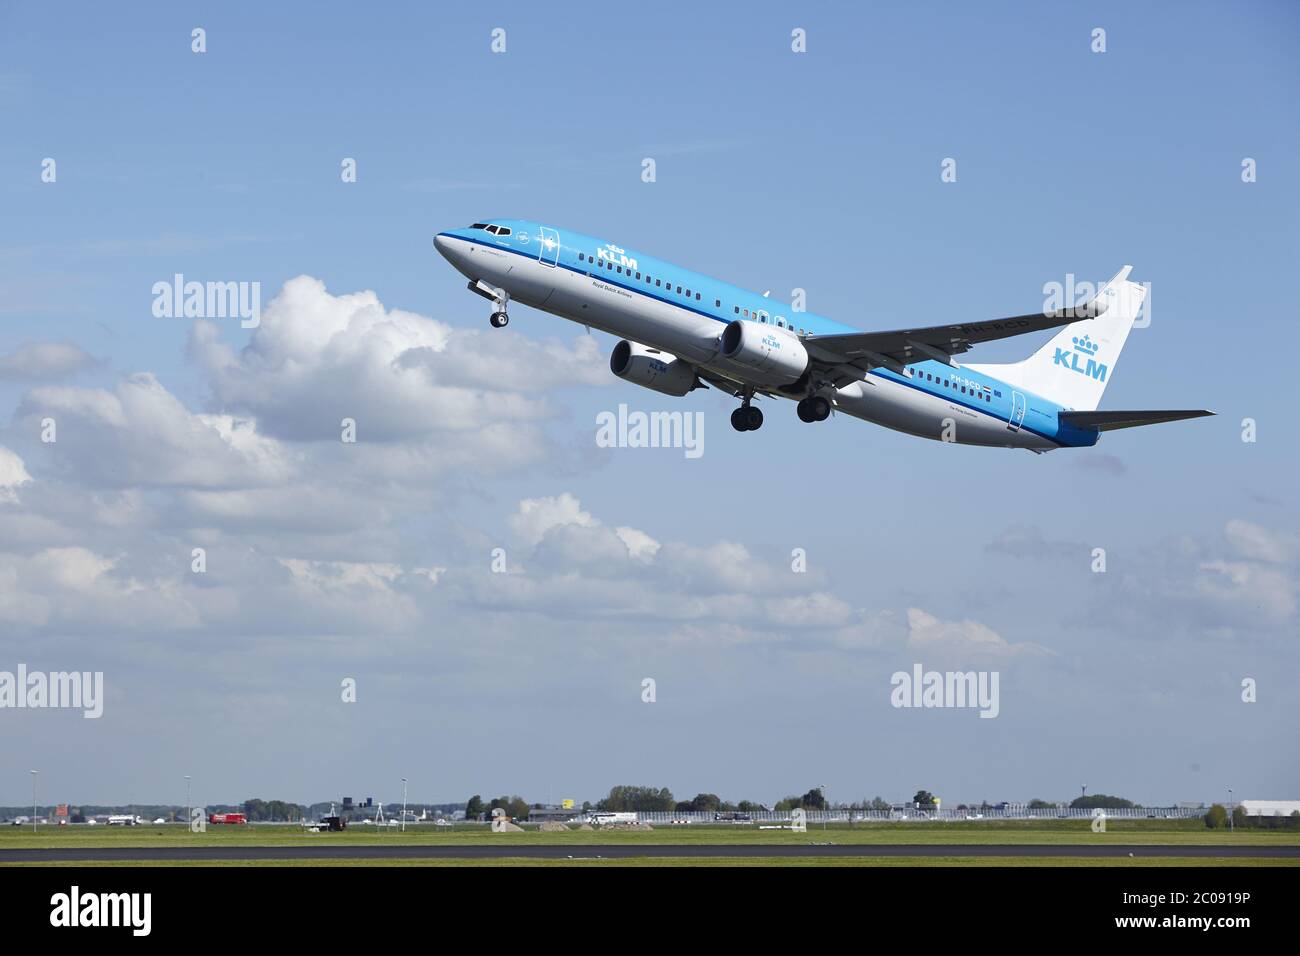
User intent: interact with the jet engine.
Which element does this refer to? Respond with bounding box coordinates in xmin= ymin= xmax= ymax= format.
xmin=717 ymin=319 xmax=809 ymax=386
xmin=609 ymin=340 xmax=698 ymax=397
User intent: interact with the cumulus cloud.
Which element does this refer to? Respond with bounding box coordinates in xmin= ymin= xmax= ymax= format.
xmin=190 ymin=276 xmax=606 ymax=443
xmin=0 ymin=445 xmax=31 ymax=501
xmin=15 ymin=373 xmax=294 ymax=489
xmin=509 ymin=492 xmax=597 ymax=546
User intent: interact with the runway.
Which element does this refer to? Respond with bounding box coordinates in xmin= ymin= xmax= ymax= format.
xmin=3 ymin=843 xmax=1297 ymax=862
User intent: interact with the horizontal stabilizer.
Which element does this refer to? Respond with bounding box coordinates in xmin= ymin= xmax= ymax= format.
xmin=1059 ymin=409 xmax=1215 ymax=432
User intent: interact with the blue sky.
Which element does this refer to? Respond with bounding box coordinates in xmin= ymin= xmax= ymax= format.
xmin=1 ymin=1 xmax=1297 ymax=811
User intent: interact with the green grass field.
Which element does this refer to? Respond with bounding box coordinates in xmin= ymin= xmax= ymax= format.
xmin=6 ymin=856 xmax=1298 ymax=868
xmin=2 ymin=818 xmax=1297 ymax=861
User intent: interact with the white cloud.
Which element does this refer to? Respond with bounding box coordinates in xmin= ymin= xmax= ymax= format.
xmin=614 ymin=525 xmax=660 ymax=562
xmin=905 ymin=607 xmax=1049 ymax=657
xmin=0 ymin=445 xmax=32 ymax=501
xmin=17 ymin=373 xmax=293 ymax=489
xmin=1224 ymin=519 xmax=1299 ymax=564
xmin=190 ymin=276 xmax=605 ymax=444
xmin=1195 ymin=560 xmax=1295 ymax=621
xmin=0 ymin=341 xmax=99 ymax=379
xmin=509 ymin=493 xmax=597 ymax=546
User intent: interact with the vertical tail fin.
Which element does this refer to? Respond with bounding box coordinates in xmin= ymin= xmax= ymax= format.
xmin=966 ymin=266 xmax=1146 ymax=411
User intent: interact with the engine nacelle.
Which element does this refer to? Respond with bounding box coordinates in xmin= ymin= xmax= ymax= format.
xmin=609 ymin=340 xmax=697 ymax=397
xmin=718 ymin=319 xmax=809 ymax=385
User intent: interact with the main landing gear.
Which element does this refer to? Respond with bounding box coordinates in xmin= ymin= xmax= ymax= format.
xmin=731 ymin=392 xmax=764 ymax=432
xmin=796 ymin=395 xmax=831 ymax=423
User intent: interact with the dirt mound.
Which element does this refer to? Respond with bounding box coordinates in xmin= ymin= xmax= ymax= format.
xmin=577 ymin=823 xmax=594 ymax=830
xmin=538 ymin=822 xmax=569 ymax=832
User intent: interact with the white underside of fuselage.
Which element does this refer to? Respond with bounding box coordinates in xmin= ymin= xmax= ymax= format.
xmin=442 ymin=238 xmax=1057 ymax=451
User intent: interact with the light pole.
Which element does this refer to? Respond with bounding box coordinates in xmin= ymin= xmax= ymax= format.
xmin=1228 ymin=788 xmax=1233 ymax=833
xmin=401 ymin=778 xmax=408 ymax=833
xmin=185 ymin=775 xmax=191 ymax=830
xmin=31 ymin=770 xmax=38 ymax=834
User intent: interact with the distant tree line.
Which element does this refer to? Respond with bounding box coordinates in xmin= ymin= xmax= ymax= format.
xmin=1069 ymin=794 xmax=1137 ymax=810
xmin=464 ymin=786 xmax=901 ymax=817
xmin=241 ymin=798 xmax=306 ymax=822
xmin=1205 ymin=804 xmax=1300 ymax=830
xmin=464 ymin=794 xmax=530 ymax=821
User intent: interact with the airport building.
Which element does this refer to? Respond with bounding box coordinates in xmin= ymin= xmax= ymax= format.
xmin=1239 ymin=800 xmax=1300 ymax=817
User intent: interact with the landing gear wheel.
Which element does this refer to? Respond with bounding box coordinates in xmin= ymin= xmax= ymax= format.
xmin=744 ymin=406 xmax=763 ymax=430
xmin=489 ymin=311 xmax=509 ymax=328
xmin=797 ymin=397 xmax=831 ymax=422
xmin=731 ymin=408 xmax=750 ymax=432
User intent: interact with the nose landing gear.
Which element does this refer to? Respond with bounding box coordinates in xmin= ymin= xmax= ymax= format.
xmin=487 ymin=288 xmax=510 ymax=328
xmin=468 ymin=280 xmax=511 ymax=329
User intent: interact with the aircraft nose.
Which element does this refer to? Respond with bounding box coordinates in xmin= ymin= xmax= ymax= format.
xmin=434 ymin=233 xmax=454 ymax=258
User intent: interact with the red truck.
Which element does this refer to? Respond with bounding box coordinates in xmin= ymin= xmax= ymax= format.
xmin=208 ymin=812 xmax=248 ymax=825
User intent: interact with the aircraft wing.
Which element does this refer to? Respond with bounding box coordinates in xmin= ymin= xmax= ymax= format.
xmin=803 ymin=268 xmax=1130 ymax=387
xmin=804 ymin=312 xmax=1088 ymax=386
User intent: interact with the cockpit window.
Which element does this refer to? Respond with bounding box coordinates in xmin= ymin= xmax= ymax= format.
xmin=495 ymin=227 xmax=511 ymax=236
xmin=470 ymin=223 xmax=489 ymax=230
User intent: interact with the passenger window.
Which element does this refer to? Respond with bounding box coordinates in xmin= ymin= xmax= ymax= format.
xmin=715 ymin=299 xmax=721 ymax=307
xmin=656 ymin=279 xmax=661 ymax=286
xmin=734 ymin=306 xmax=739 ymax=314
xmin=607 ymin=262 xmax=613 ymax=270
xmin=696 ymin=293 xmax=701 ymax=300
xmin=635 ymin=272 xmax=641 ymax=279
xmin=676 ymin=286 xmax=682 ymax=294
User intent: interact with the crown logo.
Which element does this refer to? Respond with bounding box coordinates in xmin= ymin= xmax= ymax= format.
xmin=1071 ymin=334 xmax=1099 ymax=356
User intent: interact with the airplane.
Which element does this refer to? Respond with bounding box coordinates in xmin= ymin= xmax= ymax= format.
xmin=433 ymin=220 xmax=1212 ymax=451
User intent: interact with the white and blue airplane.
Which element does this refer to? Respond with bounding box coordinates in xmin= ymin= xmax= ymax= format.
xmin=434 ymin=220 xmax=1212 ymax=451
